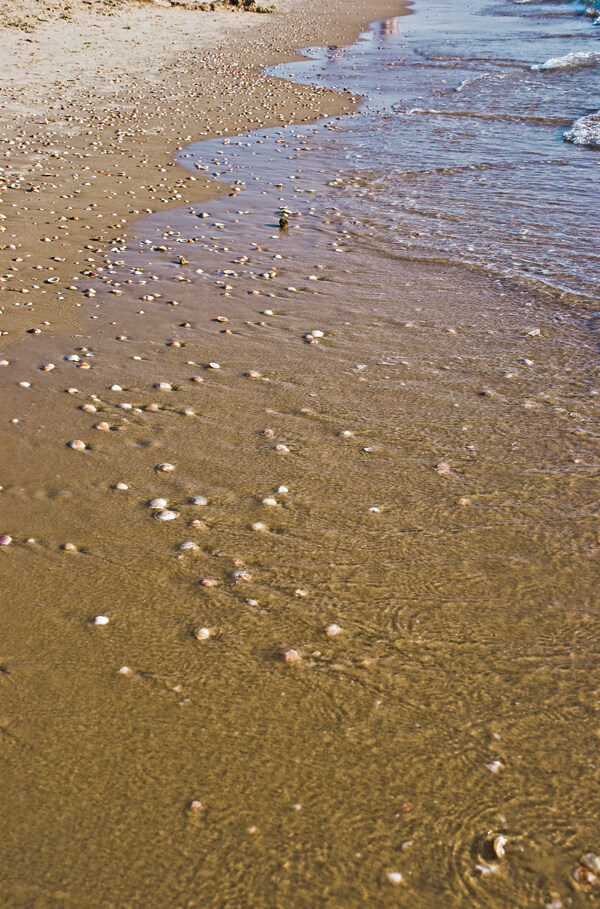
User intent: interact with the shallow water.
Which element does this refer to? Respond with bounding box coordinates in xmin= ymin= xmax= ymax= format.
xmin=1 ymin=1 xmax=600 ymax=906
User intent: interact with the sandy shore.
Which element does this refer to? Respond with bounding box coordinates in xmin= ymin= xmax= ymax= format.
xmin=0 ymin=0 xmax=404 ymax=342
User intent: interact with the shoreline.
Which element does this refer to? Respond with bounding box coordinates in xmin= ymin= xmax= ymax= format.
xmin=0 ymin=0 xmax=409 ymax=347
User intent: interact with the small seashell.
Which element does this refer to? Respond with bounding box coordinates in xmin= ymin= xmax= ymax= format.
xmin=485 ymin=760 xmax=503 ymax=774
xmin=261 ymin=428 xmax=274 ymax=437
xmin=180 ymin=541 xmax=200 ymax=551
xmin=326 ymin=623 xmax=342 ymax=637
xmin=193 ymin=627 xmax=211 ymax=640
xmin=200 ymin=577 xmax=217 ymax=587
xmin=311 ymin=330 xmax=324 ymax=338
xmin=118 ymin=666 xmax=132 ymax=676
xmin=61 ymin=542 xmax=77 ymax=552
xmin=94 ymin=422 xmax=110 ymax=431
xmin=435 ymin=461 xmax=450 ymax=475
xmin=232 ymin=569 xmax=251 ymax=583
xmin=149 ymin=498 xmax=168 ymax=509
xmin=188 ymin=799 xmax=204 ymax=812
xmin=387 ymin=872 xmax=403 ymax=885
xmin=156 ymin=510 xmax=178 ymax=521
xmin=81 ymin=403 xmax=97 ymax=413
xmin=251 ymin=522 xmax=267 ymax=532
xmin=208 ymin=362 xmax=221 ymax=370
xmin=93 ymin=615 xmax=109 ymax=626
xmin=190 ymin=496 xmax=207 ymax=506
xmin=262 ymin=497 xmax=278 ymax=507
xmin=41 ymin=363 xmax=55 ymax=372
xmin=115 ymin=482 xmax=129 ymax=491
xmin=275 ymin=444 xmax=289 ymax=453
xmin=277 ymin=486 xmax=289 ymax=494
xmin=190 ymin=375 xmax=204 ymax=383
xmin=581 ymin=854 xmax=600 ymax=876
xmin=493 ymin=836 xmax=507 ymax=859
xmin=64 ymin=354 xmax=80 ymax=362
xmin=0 ymin=534 xmax=12 ymax=546
xmin=573 ymin=864 xmax=597 ymax=887
xmin=145 ymin=403 xmax=160 ymax=412
xmin=282 ymin=648 xmax=301 ymax=664
xmin=154 ymin=382 xmax=172 ymax=390
xmin=110 ymin=384 xmax=123 ymax=392
xmin=67 ymin=440 xmax=86 ymax=450
xmin=156 ymin=462 xmax=175 ymax=472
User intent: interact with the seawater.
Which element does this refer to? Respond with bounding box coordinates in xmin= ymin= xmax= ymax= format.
xmin=180 ymin=0 xmax=599 ymax=301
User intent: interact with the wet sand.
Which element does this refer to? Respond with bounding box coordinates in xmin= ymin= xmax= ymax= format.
xmin=2 ymin=1 xmax=600 ymax=907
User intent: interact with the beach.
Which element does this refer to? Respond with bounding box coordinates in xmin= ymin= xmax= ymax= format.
xmin=1 ymin=0 xmax=599 ymax=905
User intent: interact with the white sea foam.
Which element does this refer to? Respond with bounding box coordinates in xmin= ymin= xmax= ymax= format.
xmin=564 ymin=110 xmax=600 ymax=147
xmin=531 ymin=50 xmax=600 ymax=71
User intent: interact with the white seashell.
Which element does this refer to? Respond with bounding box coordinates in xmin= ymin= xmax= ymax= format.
xmin=581 ymin=854 xmax=600 ymax=875
xmin=190 ymin=496 xmax=207 ymax=506
xmin=67 ymin=440 xmax=86 ymax=450
xmin=493 ymin=836 xmax=507 ymax=859
xmin=110 ymin=384 xmax=123 ymax=391
xmin=149 ymin=498 xmax=168 ymax=509
xmin=387 ymin=872 xmax=403 ymax=885
xmin=18 ymin=381 xmax=30 ymax=388
xmin=193 ymin=627 xmax=211 ymax=640
xmin=311 ymin=330 xmax=324 ymax=338
xmin=326 ymin=623 xmax=342 ymax=637
xmin=64 ymin=354 xmax=80 ymax=362
xmin=277 ymin=486 xmax=289 ymax=494
xmin=93 ymin=615 xmax=109 ymax=626
xmin=115 ymin=482 xmax=129 ymax=491
xmin=180 ymin=541 xmax=200 ymax=551
xmin=156 ymin=462 xmax=175 ymax=472
xmin=154 ymin=382 xmax=172 ymax=390
xmin=156 ymin=510 xmax=178 ymax=521
xmin=262 ymin=497 xmax=278 ymax=507
xmin=208 ymin=362 xmax=220 ymax=370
